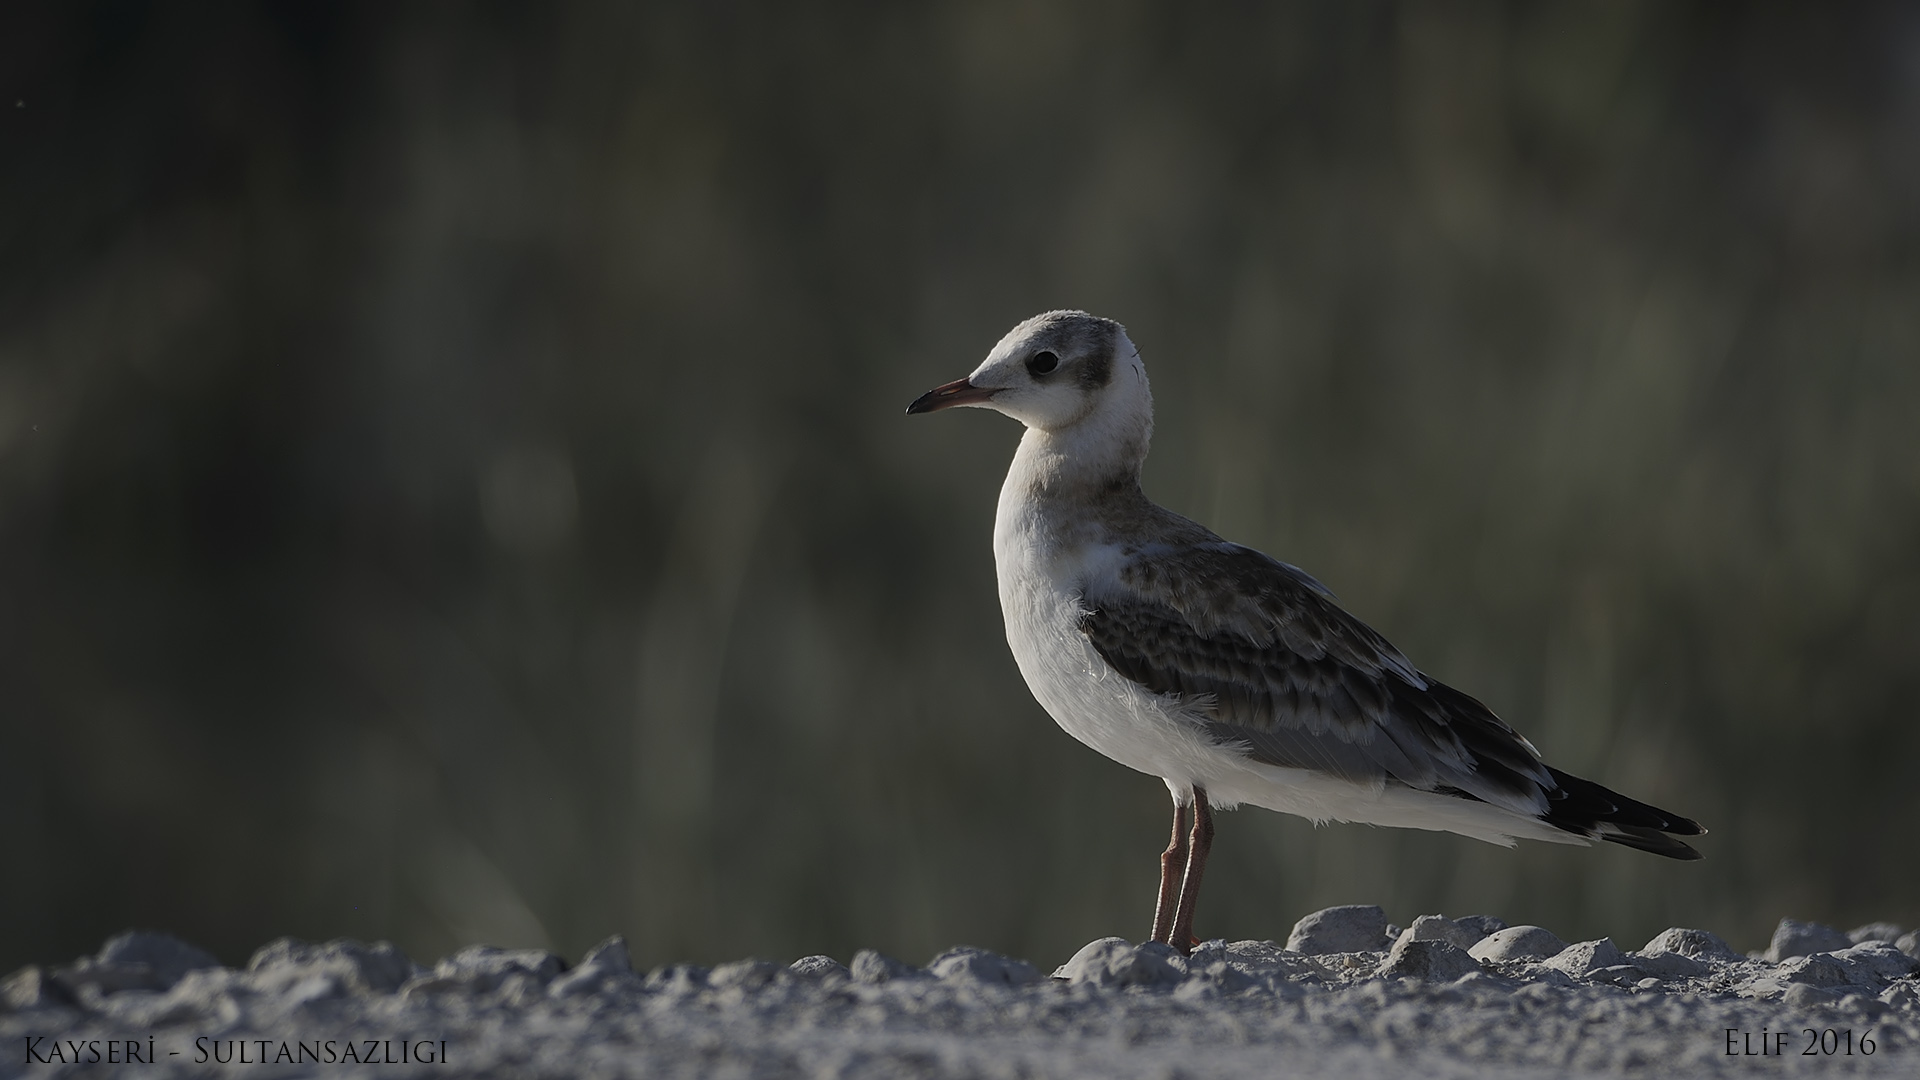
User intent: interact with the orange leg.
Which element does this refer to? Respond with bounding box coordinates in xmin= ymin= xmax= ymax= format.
xmin=1149 ymin=799 xmax=1189 ymax=945
xmin=1168 ymin=788 xmax=1213 ymax=954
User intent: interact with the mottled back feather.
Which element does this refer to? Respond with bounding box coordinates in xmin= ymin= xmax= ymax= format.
xmin=1079 ymin=540 xmax=1703 ymax=854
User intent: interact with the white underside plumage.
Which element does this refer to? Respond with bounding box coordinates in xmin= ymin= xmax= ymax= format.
xmin=993 ymin=448 xmax=1586 ymax=851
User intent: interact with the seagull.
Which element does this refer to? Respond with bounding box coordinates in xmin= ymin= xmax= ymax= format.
xmin=907 ymin=310 xmax=1704 ymax=953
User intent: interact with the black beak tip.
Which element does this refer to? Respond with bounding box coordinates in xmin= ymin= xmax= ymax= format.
xmin=906 ymin=377 xmax=989 ymax=416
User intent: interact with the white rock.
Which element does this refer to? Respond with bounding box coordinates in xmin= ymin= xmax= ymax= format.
xmin=440 ymin=945 xmax=563 ymax=984
xmin=788 ymin=955 xmax=849 ymax=979
xmin=1765 ymin=918 xmax=1851 ymax=962
xmin=97 ymin=932 xmax=222 ymax=989
xmin=927 ymin=946 xmax=1041 ymax=986
xmin=1286 ymin=906 xmax=1389 ymax=955
xmin=1774 ymin=955 xmax=1854 ymax=988
xmin=1640 ymin=927 xmax=1738 ymax=961
xmin=1214 ymin=940 xmax=1331 ymax=981
xmin=1626 ymin=950 xmax=1707 ymax=980
xmin=547 ymin=936 xmax=641 ymax=998
xmin=1453 ymin=915 xmax=1509 ymax=940
xmin=1392 ymin=915 xmax=1484 ymax=953
xmin=1377 ymin=939 xmax=1482 ymax=981
xmin=1830 ymin=942 xmax=1920 ymax=983
xmin=1543 ymin=939 xmax=1627 ymax=978
xmin=1847 ymin=922 xmax=1905 ymax=945
xmin=1588 ymin=965 xmax=1646 ymax=988
xmin=402 ymin=945 xmax=562 ymax=998
xmin=245 ymin=939 xmax=420 ymax=995
xmin=1053 ymin=938 xmax=1184 ymax=989
xmin=579 ymin=936 xmax=633 ymax=973
xmin=1181 ymin=942 xmax=1259 ymax=993
xmin=850 ymin=950 xmax=926 ymax=984
xmin=1783 ymin=983 xmax=1842 ymax=1008
xmin=708 ymin=960 xmax=785 ymax=990
xmin=1469 ymin=926 xmax=1568 ymax=964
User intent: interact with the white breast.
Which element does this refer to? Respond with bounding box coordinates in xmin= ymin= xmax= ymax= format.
xmin=991 ymin=485 xmax=1226 ymax=792
xmin=987 ymin=464 xmax=1581 ymax=843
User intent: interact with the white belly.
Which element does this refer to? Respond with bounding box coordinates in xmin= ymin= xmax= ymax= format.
xmin=991 ymin=501 xmax=1228 ymax=793
xmin=989 ymin=485 xmax=1581 ymax=847
xmin=998 ymin=564 xmax=1226 ymax=787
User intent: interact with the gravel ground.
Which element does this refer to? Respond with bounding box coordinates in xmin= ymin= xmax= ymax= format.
xmin=4 ymin=909 xmax=1916 ymax=1079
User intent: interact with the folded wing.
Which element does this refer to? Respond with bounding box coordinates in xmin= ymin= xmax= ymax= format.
xmin=1080 ymin=541 xmax=1702 ymax=856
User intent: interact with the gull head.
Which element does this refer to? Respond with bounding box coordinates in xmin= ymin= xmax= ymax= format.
xmin=906 ymin=310 xmax=1150 ymax=436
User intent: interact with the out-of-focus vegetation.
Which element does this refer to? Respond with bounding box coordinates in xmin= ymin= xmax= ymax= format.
xmin=3 ymin=1 xmax=1917 ymax=975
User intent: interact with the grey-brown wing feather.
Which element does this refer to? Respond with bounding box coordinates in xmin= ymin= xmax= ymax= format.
xmin=1079 ymin=542 xmax=1556 ymax=815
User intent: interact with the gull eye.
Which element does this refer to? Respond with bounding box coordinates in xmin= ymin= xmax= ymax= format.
xmin=1025 ymin=350 xmax=1059 ymax=377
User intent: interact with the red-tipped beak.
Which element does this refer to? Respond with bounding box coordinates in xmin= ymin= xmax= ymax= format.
xmin=905 ymin=377 xmax=999 ymax=415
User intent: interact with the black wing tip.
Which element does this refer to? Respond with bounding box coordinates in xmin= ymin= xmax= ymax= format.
xmin=1542 ymin=766 xmax=1706 ymax=858
xmin=1665 ymin=816 xmax=1707 ymax=837
xmin=1598 ymin=825 xmax=1706 ymax=861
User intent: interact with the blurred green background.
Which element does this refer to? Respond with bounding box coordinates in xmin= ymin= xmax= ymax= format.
xmin=3 ymin=1 xmax=1918 ymax=977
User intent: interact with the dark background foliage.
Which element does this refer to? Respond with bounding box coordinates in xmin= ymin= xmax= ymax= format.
xmin=3 ymin=1 xmax=1917 ymax=975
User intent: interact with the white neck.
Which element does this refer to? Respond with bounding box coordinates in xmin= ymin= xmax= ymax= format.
xmin=1004 ymin=370 xmax=1154 ymax=506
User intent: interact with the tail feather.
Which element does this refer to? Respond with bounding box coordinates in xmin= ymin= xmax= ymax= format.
xmin=1542 ymin=766 xmax=1705 ymax=861
xmin=1596 ymin=822 xmax=1704 ymax=860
